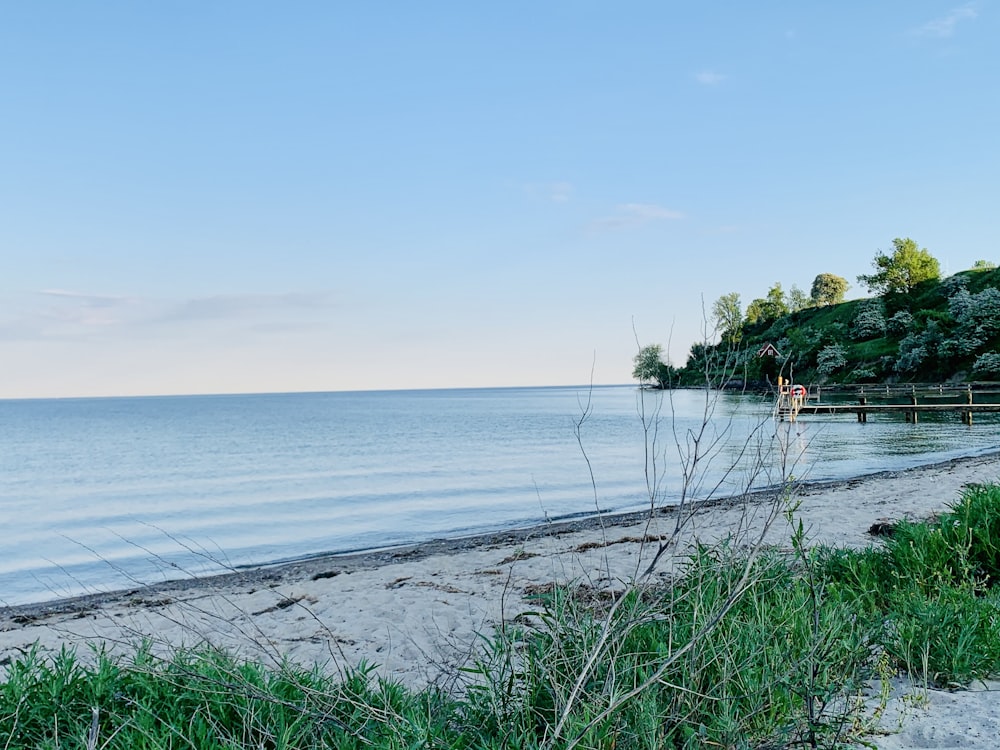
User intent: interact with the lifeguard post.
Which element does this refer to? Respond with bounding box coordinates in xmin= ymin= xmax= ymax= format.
xmin=776 ymin=375 xmax=807 ymax=421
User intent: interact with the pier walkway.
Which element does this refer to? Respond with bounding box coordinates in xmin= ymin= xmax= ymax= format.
xmin=775 ymin=383 xmax=1000 ymax=425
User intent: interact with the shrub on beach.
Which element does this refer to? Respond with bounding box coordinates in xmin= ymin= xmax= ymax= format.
xmin=818 ymin=482 xmax=1000 ymax=687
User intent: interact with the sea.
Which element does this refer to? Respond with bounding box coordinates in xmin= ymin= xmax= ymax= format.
xmin=2 ymin=385 xmax=999 ymax=607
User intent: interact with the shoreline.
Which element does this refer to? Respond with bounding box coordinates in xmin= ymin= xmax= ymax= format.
xmin=3 ymin=449 xmax=1000 ymax=746
xmin=5 ymin=448 xmax=1000 ymax=623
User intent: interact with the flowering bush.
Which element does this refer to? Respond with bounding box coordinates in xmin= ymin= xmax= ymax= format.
xmin=886 ymin=310 xmax=914 ymax=337
xmin=816 ymin=344 xmax=847 ymax=376
xmin=852 ymin=302 xmax=886 ymax=340
xmin=973 ymin=352 xmax=1000 ymax=377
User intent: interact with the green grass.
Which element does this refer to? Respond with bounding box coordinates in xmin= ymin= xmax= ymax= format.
xmin=817 ymin=482 xmax=1000 ymax=689
xmin=5 ymin=484 xmax=1000 ymax=748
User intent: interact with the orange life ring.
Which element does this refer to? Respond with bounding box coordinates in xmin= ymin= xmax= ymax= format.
xmin=790 ymin=384 xmax=807 ymax=399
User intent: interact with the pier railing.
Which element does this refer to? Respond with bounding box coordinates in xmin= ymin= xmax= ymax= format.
xmin=775 ymin=382 xmax=1000 ymax=425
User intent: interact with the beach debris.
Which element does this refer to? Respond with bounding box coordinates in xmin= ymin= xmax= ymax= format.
xmin=252 ymin=594 xmax=308 ymax=616
xmin=498 ymin=549 xmax=537 ymax=564
xmin=572 ymin=533 xmax=669 ymax=553
xmin=311 ymin=570 xmax=341 ymax=581
xmin=867 ymin=518 xmax=897 ymax=537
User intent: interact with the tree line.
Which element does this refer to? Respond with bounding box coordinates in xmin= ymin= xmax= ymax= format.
xmin=634 ymin=237 xmax=1000 ymax=388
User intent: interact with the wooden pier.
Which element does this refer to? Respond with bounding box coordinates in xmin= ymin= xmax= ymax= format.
xmin=775 ymin=382 xmax=1000 ymax=425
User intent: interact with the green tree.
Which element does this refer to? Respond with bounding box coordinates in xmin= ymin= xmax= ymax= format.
xmin=744 ymin=298 xmax=767 ymax=325
xmin=810 ymin=273 xmax=849 ymax=306
xmin=857 ymin=238 xmax=941 ymax=296
xmin=712 ymin=292 xmax=742 ymax=343
xmin=972 ymin=259 xmax=996 ymax=271
xmin=632 ymin=344 xmax=671 ymax=387
xmin=766 ymin=283 xmax=789 ymax=318
xmin=745 ymin=284 xmax=788 ymax=325
xmin=787 ymin=284 xmax=810 ymax=313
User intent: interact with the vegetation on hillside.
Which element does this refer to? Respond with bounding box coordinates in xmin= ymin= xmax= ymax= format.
xmin=633 ymin=238 xmax=1000 ymax=388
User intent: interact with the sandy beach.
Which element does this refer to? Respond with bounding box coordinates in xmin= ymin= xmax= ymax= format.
xmin=3 ymin=451 xmax=1000 ymax=747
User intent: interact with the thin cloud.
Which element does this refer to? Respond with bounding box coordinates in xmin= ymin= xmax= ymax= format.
xmin=160 ymin=292 xmax=334 ymax=324
xmin=0 ymin=289 xmax=139 ymax=339
xmin=694 ymin=70 xmax=726 ymax=85
xmin=548 ymin=181 xmax=574 ymax=203
xmin=591 ymin=203 xmax=684 ymax=230
xmin=0 ymin=290 xmax=336 ymax=341
xmin=913 ymin=4 xmax=977 ymax=37
xmin=36 ymin=289 xmax=137 ymax=327
xmin=40 ymin=289 xmax=131 ymax=308
xmin=523 ymin=180 xmax=574 ymax=203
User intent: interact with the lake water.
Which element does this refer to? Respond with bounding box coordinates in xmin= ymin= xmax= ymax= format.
xmin=2 ymin=385 xmax=999 ymax=606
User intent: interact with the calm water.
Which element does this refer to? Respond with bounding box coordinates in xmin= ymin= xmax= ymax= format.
xmin=2 ymin=385 xmax=999 ymax=606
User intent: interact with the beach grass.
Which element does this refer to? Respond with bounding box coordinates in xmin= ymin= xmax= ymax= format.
xmin=4 ymin=484 xmax=1000 ymax=749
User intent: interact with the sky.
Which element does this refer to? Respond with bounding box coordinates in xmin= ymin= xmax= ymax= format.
xmin=2 ymin=2 xmax=998 ymax=398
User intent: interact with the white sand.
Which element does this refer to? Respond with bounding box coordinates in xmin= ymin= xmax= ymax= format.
xmin=2 ymin=451 xmax=1000 ymax=746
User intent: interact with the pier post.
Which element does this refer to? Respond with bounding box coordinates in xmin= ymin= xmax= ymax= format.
xmin=909 ymin=393 xmax=918 ymax=423
xmin=858 ymin=396 xmax=867 ymax=423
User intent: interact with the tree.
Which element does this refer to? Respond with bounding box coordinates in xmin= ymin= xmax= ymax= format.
xmin=711 ymin=292 xmax=742 ymax=343
xmin=857 ymin=238 xmax=941 ymax=296
xmin=744 ymin=284 xmax=788 ymax=325
xmin=972 ymin=260 xmax=996 ymax=271
xmin=810 ymin=273 xmax=849 ymax=306
xmin=765 ymin=283 xmax=789 ymax=318
xmin=632 ymin=344 xmax=671 ymax=387
xmin=787 ymin=285 xmax=810 ymax=313
xmin=744 ymin=298 xmax=767 ymax=325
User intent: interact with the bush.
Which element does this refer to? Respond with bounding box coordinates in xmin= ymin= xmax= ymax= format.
xmin=820 ymin=483 xmax=1000 ymax=687
xmin=973 ymin=352 xmax=1000 ymax=376
xmin=851 ymin=302 xmax=886 ymax=340
xmin=895 ymin=320 xmax=949 ymax=376
xmin=886 ymin=310 xmax=914 ymax=337
xmin=950 ymin=287 xmax=1000 ymax=359
xmin=941 ymin=273 xmax=970 ymax=298
xmin=816 ymin=344 xmax=848 ymax=376
xmin=886 ymin=584 xmax=1000 ymax=687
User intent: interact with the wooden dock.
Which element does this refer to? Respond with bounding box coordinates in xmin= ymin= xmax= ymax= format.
xmin=775 ymin=383 xmax=1000 ymax=425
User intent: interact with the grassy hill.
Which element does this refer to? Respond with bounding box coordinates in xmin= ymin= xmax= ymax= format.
xmin=675 ymin=266 xmax=1000 ymax=388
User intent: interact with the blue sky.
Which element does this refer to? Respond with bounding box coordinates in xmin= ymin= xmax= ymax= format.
xmin=2 ymin=2 xmax=997 ymax=398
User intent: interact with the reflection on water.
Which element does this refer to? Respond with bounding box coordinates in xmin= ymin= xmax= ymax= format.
xmin=1 ymin=386 xmax=999 ymax=605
